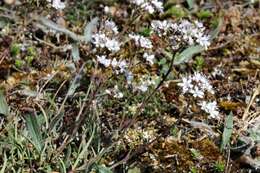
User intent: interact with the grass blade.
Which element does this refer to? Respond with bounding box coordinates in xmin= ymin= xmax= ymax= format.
xmin=0 ymin=151 xmax=7 ymax=173
xmin=221 ymin=112 xmax=233 ymax=151
xmin=173 ymin=45 xmax=204 ymax=65
xmin=84 ymin=17 xmax=99 ymax=42
xmin=72 ymin=43 xmax=80 ymax=62
xmin=0 ymin=90 xmax=9 ymax=116
xmin=25 ymin=114 xmax=43 ymax=153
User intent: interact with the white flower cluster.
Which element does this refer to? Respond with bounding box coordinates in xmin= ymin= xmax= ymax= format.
xmin=129 ymin=34 xmax=153 ymax=49
xmin=92 ymin=33 xmax=120 ymax=52
xmin=151 ymin=20 xmax=172 ymax=36
xmin=92 ymin=20 xmax=121 ymax=52
xmin=96 ymin=55 xmax=127 ymax=73
xmin=178 ymin=72 xmax=219 ymax=119
xmin=178 ymin=72 xmax=214 ymax=97
xmin=151 ymin=20 xmax=211 ymax=49
xmin=47 ymin=0 xmax=65 ymax=10
xmin=103 ymin=20 xmax=119 ymax=34
xmin=130 ymin=0 xmax=164 ymax=14
xmin=143 ymin=52 xmax=155 ymax=65
xmin=105 ymin=85 xmax=124 ymax=98
xmin=199 ymin=101 xmax=219 ymax=119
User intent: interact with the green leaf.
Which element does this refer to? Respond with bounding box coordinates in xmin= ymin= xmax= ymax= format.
xmin=95 ymin=165 xmax=113 ymax=173
xmin=84 ymin=17 xmax=99 ymax=42
xmin=173 ymin=45 xmax=204 ymax=65
xmin=128 ymin=167 xmax=141 ymax=173
xmin=25 ymin=114 xmax=43 ymax=152
xmin=72 ymin=43 xmax=80 ymax=62
xmin=0 ymin=90 xmax=9 ymax=116
xmin=221 ymin=112 xmax=233 ymax=151
xmin=186 ymin=0 xmax=194 ymax=9
xmin=67 ymin=73 xmax=82 ymax=97
xmin=139 ymin=27 xmax=152 ymax=37
xmin=158 ymin=57 xmax=167 ymax=65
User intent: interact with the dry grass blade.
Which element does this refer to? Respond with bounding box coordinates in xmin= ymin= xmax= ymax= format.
xmin=0 ymin=90 xmax=9 ymax=116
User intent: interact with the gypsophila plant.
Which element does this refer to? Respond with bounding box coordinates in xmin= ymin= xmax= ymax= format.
xmin=0 ymin=0 xmax=224 ymax=171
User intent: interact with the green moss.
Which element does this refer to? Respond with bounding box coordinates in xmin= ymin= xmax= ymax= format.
xmin=27 ymin=46 xmax=37 ymax=57
xmin=15 ymin=59 xmax=24 ymax=68
xmin=164 ymin=6 xmax=186 ymax=18
xmin=10 ymin=43 xmax=20 ymax=57
xmin=194 ymin=56 xmax=205 ymax=70
xmin=25 ymin=56 xmax=34 ymax=65
xmin=139 ymin=27 xmax=152 ymax=37
xmin=196 ymin=10 xmax=213 ymax=19
xmin=190 ymin=167 xmax=198 ymax=173
xmin=214 ymin=161 xmax=225 ymax=172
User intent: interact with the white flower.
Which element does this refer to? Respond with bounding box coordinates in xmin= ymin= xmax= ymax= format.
xmin=51 ymin=0 xmax=65 ymax=10
xmin=104 ymin=6 xmax=110 ymax=13
xmin=129 ymin=34 xmax=153 ymax=49
xmin=126 ymin=71 xmax=134 ymax=84
xmin=114 ymin=85 xmax=124 ymax=98
xmin=178 ymin=72 xmax=215 ymax=97
xmin=105 ymin=38 xmax=120 ymax=52
xmin=190 ymin=86 xmax=204 ymax=98
xmin=118 ymin=60 xmax=127 ymax=72
xmin=142 ymin=3 xmax=155 ymax=14
xmin=192 ymin=72 xmax=206 ymax=82
xmin=151 ymin=20 xmax=171 ymax=36
xmin=92 ymin=33 xmax=107 ymax=48
xmin=151 ymin=0 xmax=163 ymax=12
xmin=97 ymin=55 xmax=111 ymax=67
xmin=212 ymin=67 xmax=224 ymax=77
xmin=131 ymin=0 xmax=145 ymax=5
xmin=130 ymin=0 xmax=163 ymax=14
xmin=106 ymin=85 xmax=124 ymax=98
xmin=178 ymin=76 xmax=193 ymax=93
xmin=136 ymin=84 xmax=148 ymax=92
xmin=92 ymin=33 xmax=120 ymax=52
xmin=104 ymin=20 xmax=119 ymax=34
xmin=119 ymin=60 xmax=127 ymax=67
xmin=111 ymin=58 xmax=118 ymax=68
xmin=170 ymin=20 xmax=211 ymax=48
xmin=199 ymin=101 xmax=220 ymax=119
xmin=143 ymin=52 xmax=155 ymax=64
xmin=194 ymin=20 xmax=204 ymax=29
xmin=192 ymin=72 xmax=214 ymax=94
xmin=115 ymin=92 xmax=124 ymax=98
xmin=196 ymin=33 xmax=210 ymax=49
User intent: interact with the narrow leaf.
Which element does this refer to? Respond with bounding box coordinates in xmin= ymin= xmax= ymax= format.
xmin=72 ymin=43 xmax=80 ymax=62
xmin=96 ymin=165 xmax=113 ymax=173
xmin=128 ymin=167 xmax=141 ymax=173
xmin=67 ymin=72 xmax=82 ymax=97
xmin=0 ymin=90 xmax=9 ymax=116
xmin=0 ymin=151 xmax=7 ymax=173
xmin=84 ymin=17 xmax=99 ymax=42
xmin=173 ymin=45 xmax=204 ymax=65
xmin=186 ymin=0 xmax=194 ymax=9
xmin=221 ymin=112 xmax=233 ymax=151
xmin=25 ymin=114 xmax=43 ymax=152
